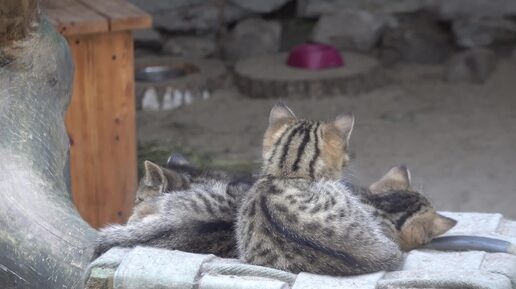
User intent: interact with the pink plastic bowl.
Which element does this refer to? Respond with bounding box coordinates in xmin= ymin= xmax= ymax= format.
xmin=286 ymin=43 xmax=344 ymax=70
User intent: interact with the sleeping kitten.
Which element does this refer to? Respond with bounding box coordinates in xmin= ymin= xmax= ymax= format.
xmin=127 ymin=160 xmax=190 ymax=224
xmin=134 ymin=154 xmax=235 ymax=204
xmin=236 ymin=104 xmax=403 ymax=275
xmin=128 ymin=158 xmax=253 ymax=224
xmin=165 ymin=154 xmax=456 ymax=252
xmin=345 ymin=165 xmax=457 ymax=251
xmin=94 ymin=161 xmax=252 ymax=258
xmin=134 ymin=155 xmax=455 ymax=254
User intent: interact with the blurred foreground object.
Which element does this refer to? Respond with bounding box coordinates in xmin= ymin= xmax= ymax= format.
xmin=0 ymin=1 xmax=97 ymax=288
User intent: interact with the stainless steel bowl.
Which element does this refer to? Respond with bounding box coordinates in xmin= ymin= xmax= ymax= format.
xmin=135 ymin=65 xmax=187 ymax=82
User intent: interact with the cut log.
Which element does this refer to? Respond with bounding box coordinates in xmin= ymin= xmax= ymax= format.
xmin=234 ymin=52 xmax=388 ymax=98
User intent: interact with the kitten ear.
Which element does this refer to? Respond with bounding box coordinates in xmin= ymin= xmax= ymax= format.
xmin=369 ymin=165 xmax=412 ymax=193
xmin=167 ymin=152 xmax=191 ymax=167
xmin=269 ymin=102 xmax=296 ymax=127
xmin=333 ymin=113 xmax=354 ymax=143
xmin=162 ymin=167 xmax=191 ymax=190
xmin=431 ymin=213 xmax=457 ymax=236
xmin=143 ymin=160 xmax=168 ymax=188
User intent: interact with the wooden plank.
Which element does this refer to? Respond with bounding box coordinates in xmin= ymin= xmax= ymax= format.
xmin=41 ymin=0 xmax=109 ymax=36
xmin=78 ymin=0 xmax=152 ymax=32
xmin=65 ymin=31 xmax=137 ymax=228
xmin=65 ymin=33 xmax=101 ymax=226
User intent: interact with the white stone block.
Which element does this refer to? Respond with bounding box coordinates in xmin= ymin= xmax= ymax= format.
xmin=114 ymin=247 xmax=214 ymax=289
xmin=403 ymin=250 xmax=485 ymax=271
xmin=440 ymin=212 xmax=503 ymax=235
xmin=292 ymin=271 xmax=384 ymax=289
xmin=481 ymin=253 xmax=516 ymax=286
xmin=377 ymin=270 xmax=512 ymax=289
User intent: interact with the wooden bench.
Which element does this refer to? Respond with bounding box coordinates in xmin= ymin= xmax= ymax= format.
xmin=41 ymin=0 xmax=152 ymax=228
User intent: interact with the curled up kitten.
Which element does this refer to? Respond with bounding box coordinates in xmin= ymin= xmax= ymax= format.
xmin=134 ymin=155 xmax=456 ymax=256
xmin=94 ymin=159 xmax=252 ymax=258
xmin=345 ymin=165 xmax=457 ymax=251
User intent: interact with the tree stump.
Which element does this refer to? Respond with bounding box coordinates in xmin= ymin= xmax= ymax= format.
xmin=234 ymin=52 xmax=388 ymax=98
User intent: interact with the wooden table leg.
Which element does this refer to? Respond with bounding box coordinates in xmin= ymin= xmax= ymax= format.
xmin=65 ymin=30 xmax=137 ymax=228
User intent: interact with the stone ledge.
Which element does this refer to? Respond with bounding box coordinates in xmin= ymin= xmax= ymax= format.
xmin=86 ymin=213 xmax=516 ymax=289
xmin=292 ymin=272 xmax=385 ymax=289
xmin=441 ymin=212 xmax=503 ymax=235
xmin=403 ymin=250 xmax=485 ymax=271
xmin=377 ymin=270 xmax=512 ymax=289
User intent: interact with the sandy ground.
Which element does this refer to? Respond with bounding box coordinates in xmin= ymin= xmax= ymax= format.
xmin=137 ymin=61 xmax=516 ymax=218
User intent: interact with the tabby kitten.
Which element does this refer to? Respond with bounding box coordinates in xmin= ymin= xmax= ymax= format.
xmin=94 ymin=161 xmax=252 ymax=258
xmin=127 ymin=160 xmax=190 ymax=224
xmin=128 ymin=158 xmax=253 ymax=224
xmin=236 ymin=104 xmax=403 ymax=275
xmin=135 ymin=154 xmax=235 ymax=204
xmin=161 ymin=154 xmax=455 ymax=253
xmin=346 ymin=165 xmax=457 ymax=251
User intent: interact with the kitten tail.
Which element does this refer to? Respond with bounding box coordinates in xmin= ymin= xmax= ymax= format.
xmin=93 ymin=216 xmax=175 ymax=259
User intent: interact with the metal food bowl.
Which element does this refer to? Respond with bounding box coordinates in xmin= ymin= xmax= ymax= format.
xmin=135 ymin=63 xmax=200 ymax=82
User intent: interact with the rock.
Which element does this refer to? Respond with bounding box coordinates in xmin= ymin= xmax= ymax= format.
xmin=297 ymin=0 xmax=431 ymax=17
xmin=129 ymin=0 xmax=251 ymax=32
xmin=163 ymin=35 xmax=216 ymax=58
xmin=281 ymin=18 xmax=316 ymax=51
xmin=142 ymin=87 xmax=161 ymax=111
xmin=230 ymin=0 xmax=291 ymax=13
xmin=452 ymin=17 xmax=516 ymax=48
xmin=133 ymin=29 xmax=162 ymax=52
xmin=438 ymin=0 xmax=516 ymax=20
xmin=311 ymin=10 xmax=396 ymax=52
xmin=512 ymin=48 xmax=516 ymax=63
xmin=129 ymin=0 xmax=193 ymax=12
xmin=298 ymin=0 xmax=516 ymax=19
xmin=444 ymin=48 xmax=497 ymax=83
xmin=133 ymin=28 xmax=162 ymax=43
xmin=380 ymin=13 xmax=454 ymax=64
xmin=222 ymin=18 xmax=281 ymax=61
xmin=135 ymin=56 xmax=228 ymax=111
xmin=161 ymin=87 xmax=183 ymax=110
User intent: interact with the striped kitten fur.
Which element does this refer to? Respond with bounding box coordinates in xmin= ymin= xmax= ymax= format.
xmin=167 ymin=154 xmax=456 ymax=252
xmin=134 ymin=154 xmax=234 ymax=204
xmin=135 ymin=155 xmax=454 ymax=255
xmin=94 ymin=159 xmax=252 ymax=258
xmin=347 ymin=165 xmax=456 ymax=251
xmin=236 ymin=104 xmax=403 ymax=275
xmin=128 ymin=156 xmax=251 ymax=224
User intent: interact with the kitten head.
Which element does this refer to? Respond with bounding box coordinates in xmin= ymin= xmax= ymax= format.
xmin=369 ymin=165 xmax=457 ymax=251
xmin=262 ymin=103 xmax=354 ymax=180
xmin=135 ymin=160 xmax=190 ymax=204
xmin=137 ymin=155 xmax=253 ymax=204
